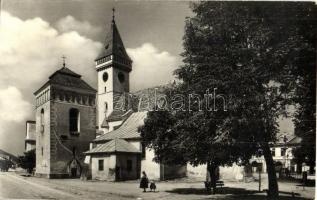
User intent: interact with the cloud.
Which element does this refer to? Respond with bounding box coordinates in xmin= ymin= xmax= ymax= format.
xmin=0 ymin=11 xmax=102 ymax=155
xmin=0 ymin=86 xmax=32 ymax=122
xmin=0 ymin=86 xmax=32 ymax=155
xmin=0 ymin=12 xmax=179 ymax=155
xmin=0 ymin=12 xmax=102 ymax=90
xmin=55 ymin=15 xmax=102 ymax=39
xmin=127 ymin=43 xmax=180 ymax=91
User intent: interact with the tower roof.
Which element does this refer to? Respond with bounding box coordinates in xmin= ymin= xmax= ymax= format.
xmin=95 ymin=14 xmax=131 ymax=62
xmin=34 ymin=66 xmax=96 ymax=95
xmin=49 ymin=66 xmax=81 ymax=79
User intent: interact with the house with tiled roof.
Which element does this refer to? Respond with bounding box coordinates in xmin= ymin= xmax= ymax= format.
xmin=249 ymin=134 xmax=303 ymax=175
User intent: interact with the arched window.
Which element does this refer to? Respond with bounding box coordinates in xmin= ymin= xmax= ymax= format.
xmin=40 ymin=109 xmax=44 ymax=133
xmin=69 ymin=108 xmax=80 ymax=133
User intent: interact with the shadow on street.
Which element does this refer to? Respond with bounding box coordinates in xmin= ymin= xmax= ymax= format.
xmin=166 ymin=187 xmax=313 ymax=200
xmin=166 ymin=187 xmax=258 ymax=195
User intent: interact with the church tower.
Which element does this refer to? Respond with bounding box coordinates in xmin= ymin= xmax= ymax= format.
xmin=95 ymin=9 xmax=132 ymax=133
xmin=34 ymin=60 xmax=96 ymax=178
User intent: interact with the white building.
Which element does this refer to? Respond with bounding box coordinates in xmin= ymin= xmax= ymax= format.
xmin=25 ymin=121 xmax=36 ymax=152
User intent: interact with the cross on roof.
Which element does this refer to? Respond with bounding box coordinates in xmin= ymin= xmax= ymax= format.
xmin=62 ymin=55 xmax=66 ymax=67
xmin=112 ymin=7 xmax=115 ymax=22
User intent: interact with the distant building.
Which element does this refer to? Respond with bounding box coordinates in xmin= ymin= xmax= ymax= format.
xmin=250 ymin=134 xmax=302 ymax=174
xmin=33 ymin=64 xmax=96 ymax=178
xmin=25 ymin=121 xmax=36 ymax=152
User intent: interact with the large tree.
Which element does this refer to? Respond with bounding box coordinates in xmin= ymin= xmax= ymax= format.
xmin=288 ymin=3 xmax=316 ymax=174
xmin=18 ymin=149 xmax=36 ymax=174
xmin=140 ymin=2 xmax=316 ymax=198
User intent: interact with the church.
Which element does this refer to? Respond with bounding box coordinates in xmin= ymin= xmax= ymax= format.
xmin=31 ymin=11 xmax=186 ymax=180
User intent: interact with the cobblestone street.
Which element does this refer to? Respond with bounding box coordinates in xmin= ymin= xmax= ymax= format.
xmin=0 ymin=172 xmax=314 ymax=200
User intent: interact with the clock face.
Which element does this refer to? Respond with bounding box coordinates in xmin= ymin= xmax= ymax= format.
xmin=118 ymin=72 xmax=125 ymax=83
xmin=103 ymin=72 xmax=108 ymax=82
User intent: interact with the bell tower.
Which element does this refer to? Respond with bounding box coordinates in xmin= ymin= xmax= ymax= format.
xmin=95 ymin=8 xmax=132 ymax=133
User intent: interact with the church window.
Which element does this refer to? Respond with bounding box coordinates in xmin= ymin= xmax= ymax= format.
xmin=40 ymin=109 xmax=44 ymax=133
xmin=41 ymin=147 xmax=43 ymax=156
xmin=127 ymin=160 xmax=132 ymax=172
xmin=98 ymin=159 xmax=104 ymax=171
xmin=104 ymin=87 xmax=107 ymax=93
xmin=118 ymin=72 xmax=125 ymax=83
xmin=103 ymin=72 xmax=108 ymax=82
xmin=69 ymin=108 xmax=80 ymax=133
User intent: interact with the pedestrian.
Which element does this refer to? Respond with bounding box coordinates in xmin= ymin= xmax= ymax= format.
xmin=150 ymin=180 xmax=156 ymax=192
xmin=140 ymin=171 xmax=149 ymax=192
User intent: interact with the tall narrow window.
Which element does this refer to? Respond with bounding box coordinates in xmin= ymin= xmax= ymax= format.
xmin=41 ymin=147 xmax=43 ymax=156
xmin=271 ymin=148 xmax=275 ymax=157
xmin=281 ymin=148 xmax=286 ymax=156
xmin=104 ymin=102 xmax=108 ymax=114
xmin=98 ymin=159 xmax=104 ymax=171
xmin=40 ymin=109 xmax=44 ymax=133
xmin=69 ymin=108 xmax=80 ymax=133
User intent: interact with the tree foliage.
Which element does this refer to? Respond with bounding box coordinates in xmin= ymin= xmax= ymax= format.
xmin=139 ymin=2 xmax=316 ymax=197
xmin=18 ymin=149 xmax=36 ymax=174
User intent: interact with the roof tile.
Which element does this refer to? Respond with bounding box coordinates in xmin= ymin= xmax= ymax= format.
xmin=95 ymin=111 xmax=147 ymax=142
xmin=85 ymin=138 xmax=140 ymax=154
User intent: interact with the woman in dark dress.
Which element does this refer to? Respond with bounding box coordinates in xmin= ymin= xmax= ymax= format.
xmin=140 ymin=171 xmax=149 ymax=192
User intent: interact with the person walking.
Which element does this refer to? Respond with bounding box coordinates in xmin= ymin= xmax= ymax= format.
xmin=140 ymin=171 xmax=149 ymax=192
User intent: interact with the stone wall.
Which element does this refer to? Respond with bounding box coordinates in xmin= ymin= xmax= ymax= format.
xmin=35 ymin=96 xmax=51 ymax=176
xmin=49 ymin=100 xmax=96 ymax=176
xmin=161 ymin=164 xmax=187 ymax=180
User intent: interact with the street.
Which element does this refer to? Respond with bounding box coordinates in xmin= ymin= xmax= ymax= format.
xmin=0 ymin=172 xmax=315 ymax=200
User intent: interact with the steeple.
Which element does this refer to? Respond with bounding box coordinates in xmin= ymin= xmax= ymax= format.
xmin=112 ymin=7 xmax=115 ymax=24
xmin=95 ymin=8 xmax=132 ymax=72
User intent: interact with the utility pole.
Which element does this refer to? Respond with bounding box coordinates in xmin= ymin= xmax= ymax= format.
xmin=258 ymin=165 xmax=261 ymax=192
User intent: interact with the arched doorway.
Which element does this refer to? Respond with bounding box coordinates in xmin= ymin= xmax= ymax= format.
xmin=68 ymin=159 xmax=81 ymax=178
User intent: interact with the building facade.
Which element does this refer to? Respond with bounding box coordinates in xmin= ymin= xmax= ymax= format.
xmin=250 ymin=135 xmax=302 ymax=174
xmin=25 ymin=121 xmax=36 ymax=152
xmin=34 ymin=65 xmax=96 ymax=178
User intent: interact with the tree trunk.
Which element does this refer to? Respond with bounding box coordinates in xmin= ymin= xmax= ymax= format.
xmin=309 ymin=165 xmax=314 ymax=175
xmin=262 ymin=143 xmax=279 ymax=198
xmin=207 ymin=162 xmax=218 ymax=194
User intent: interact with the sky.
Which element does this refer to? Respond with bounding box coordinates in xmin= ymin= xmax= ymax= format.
xmin=0 ymin=0 xmax=193 ymax=155
xmin=0 ymin=0 xmax=294 ymax=156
